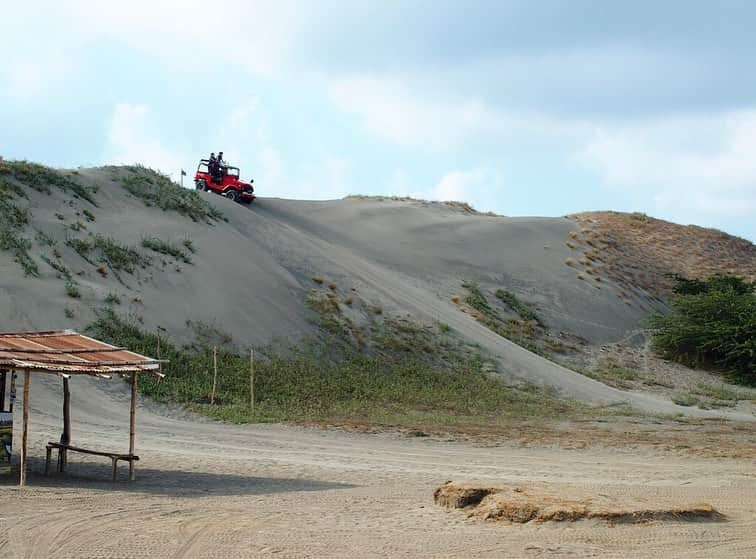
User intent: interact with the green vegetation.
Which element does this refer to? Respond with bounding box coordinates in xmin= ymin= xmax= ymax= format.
xmin=82 ymin=209 xmax=95 ymax=222
xmin=141 ymin=236 xmax=193 ymax=263
xmin=104 ymin=293 xmax=121 ymax=305
xmin=691 ymin=382 xmax=756 ymax=402
xmin=65 ymin=280 xmax=81 ymax=298
xmin=87 ymin=310 xmax=597 ymax=425
xmin=65 ymin=237 xmax=94 ymax=263
xmin=66 ymin=234 xmax=150 ymax=279
xmin=0 ymin=178 xmax=38 ymax=276
xmin=650 ymin=275 xmax=755 ymax=385
xmin=578 ymin=367 xmax=642 ymax=390
xmin=628 ymin=212 xmax=651 ymax=225
xmin=495 ymin=289 xmax=541 ymax=323
xmin=463 ymin=281 xmax=498 ymax=319
xmin=671 ymin=394 xmax=701 ymax=407
xmin=182 ymin=237 xmax=196 ymax=254
xmin=461 ymin=281 xmax=551 ymax=354
xmin=0 ymin=160 xmax=97 ymax=204
xmin=40 ymin=254 xmax=72 ymax=281
xmin=116 ymin=165 xmax=224 ymax=223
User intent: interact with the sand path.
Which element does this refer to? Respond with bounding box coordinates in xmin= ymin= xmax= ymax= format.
xmin=1 ymin=375 xmax=754 ymax=558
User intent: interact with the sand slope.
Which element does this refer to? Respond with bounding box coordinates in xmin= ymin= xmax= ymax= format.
xmin=0 ymin=168 xmax=753 ymax=416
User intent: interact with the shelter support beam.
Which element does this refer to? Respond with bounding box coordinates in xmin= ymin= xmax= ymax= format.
xmin=0 ymin=369 xmax=6 ymax=411
xmin=20 ymin=371 xmax=30 ymax=487
xmin=129 ymin=372 xmax=136 ymax=481
xmin=59 ymin=377 xmax=71 ymax=472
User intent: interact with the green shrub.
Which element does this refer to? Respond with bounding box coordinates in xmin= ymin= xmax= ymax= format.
xmin=463 ymin=281 xmax=498 ymax=319
xmin=0 ymin=160 xmax=97 ymax=204
xmin=495 ymin=288 xmax=541 ymax=323
xmin=93 ymin=235 xmax=150 ymax=275
xmin=65 ymin=280 xmax=81 ymax=298
xmin=0 ymin=192 xmax=37 ymax=276
xmin=141 ymin=236 xmax=193 ymax=263
xmin=650 ymin=275 xmax=755 ymax=384
xmin=116 ymin=165 xmax=224 ymax=223
xmin=86 ymin=310 xmax=589 ymax=424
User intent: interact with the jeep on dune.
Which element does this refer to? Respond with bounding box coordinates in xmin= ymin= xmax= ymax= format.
xmin=194 ymin=159 xmax=256 ymax=203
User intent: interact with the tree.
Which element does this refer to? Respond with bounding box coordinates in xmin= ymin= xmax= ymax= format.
xmin=650 ymin=275 xmax=755 ymax=385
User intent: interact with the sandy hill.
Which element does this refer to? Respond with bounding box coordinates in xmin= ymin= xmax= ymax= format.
xmin=1 ymin=161 xmax=754 ymax=417
xmin=570 ymin=211 xmax=755 ymax=300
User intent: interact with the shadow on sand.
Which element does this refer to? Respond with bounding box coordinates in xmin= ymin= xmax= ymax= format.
xmin=1 ymin=456 xmax=354 ymax=497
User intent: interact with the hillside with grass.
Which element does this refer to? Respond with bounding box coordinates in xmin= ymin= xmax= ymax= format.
xmin=1 ymin=159 xmax=755 ymax=424
xmin=569 ymin=211 xmax=755 ymax=300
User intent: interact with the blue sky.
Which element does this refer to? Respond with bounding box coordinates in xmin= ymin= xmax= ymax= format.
xmin=1 ymin=1 xmax=755 ymax=240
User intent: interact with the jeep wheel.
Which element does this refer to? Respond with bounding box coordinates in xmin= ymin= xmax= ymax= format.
xmin=224 ymin=189 xmax=239 ymax=203
xmin=195 ymin=180 xmax=207 ymax=191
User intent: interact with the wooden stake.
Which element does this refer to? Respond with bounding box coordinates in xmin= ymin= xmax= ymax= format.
xmin=9 ymin=371 xmax=16 ymax=413
xmin=129 ymin=372 xmax=137 ymax=481
xmin=249 ymin=349 xmax=255 ymax=411
xmin=60 ymin=377 xmax=71 ymax=472
xmin=20 ymin=371 xmax=30 ymax=487
xmin=0 ymin=370 xmax=7 ymax=412
xmin=211 ymin=346 xmax=218 ymax=405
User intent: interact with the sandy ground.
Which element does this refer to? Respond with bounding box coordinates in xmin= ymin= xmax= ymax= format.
xmin=1 ymin=375 xmax=755 ymax=558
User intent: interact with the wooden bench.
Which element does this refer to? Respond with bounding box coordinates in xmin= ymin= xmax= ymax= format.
xmin=45 ymin=442 xmax=139 ymax=481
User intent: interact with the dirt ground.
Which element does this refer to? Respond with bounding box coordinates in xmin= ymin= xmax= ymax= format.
xmin=1 ymin=376 xmax=755 ymax=558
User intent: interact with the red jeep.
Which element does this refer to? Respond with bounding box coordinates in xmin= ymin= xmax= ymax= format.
xmin=194 ymin=159 xmax=256 ymax=203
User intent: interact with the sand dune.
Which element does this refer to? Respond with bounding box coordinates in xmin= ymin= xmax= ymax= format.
xmin=1 ymin=167 xmax=753 ymax=417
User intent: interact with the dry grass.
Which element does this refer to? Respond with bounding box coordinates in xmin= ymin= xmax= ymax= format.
xmin=344 ymin=195 xmax=498 ymax=216
xmin=451 ymin=294 xmax=461 ymax=304
xmin=434 ymin=482 xmax=721 ymax=525
xmin=568 ymin=211 xmax=755 ymax=299
xmin=565 ymin=258 xmax=574 ymax=267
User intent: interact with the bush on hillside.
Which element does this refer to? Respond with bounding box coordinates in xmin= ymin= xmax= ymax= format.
xmin=86 ymin=309 xmax=586 ymax=424
xmin=650 ymin=275 xmax=755 ymax=384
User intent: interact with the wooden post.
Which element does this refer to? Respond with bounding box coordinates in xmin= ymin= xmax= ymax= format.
xmin=20 ymin=371 xmax=30 ymax=487
xmin=59 ymin=377 xmax=71 ymax=472
xmin=0 ymin=370 xmax=6 ymax=411
xmin=9 ymin=371 xmax=16 ymax=413
xmin=249 ymin=349 xmax=255 ymax=411
xmin=129 ymin=372 xmax=137 ymax=481
xmin=211 ymin=346 xmax=218 ymax=405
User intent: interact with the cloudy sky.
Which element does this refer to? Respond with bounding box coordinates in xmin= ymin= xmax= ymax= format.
xmin=2 ymin=1 xmax=755 ymax=239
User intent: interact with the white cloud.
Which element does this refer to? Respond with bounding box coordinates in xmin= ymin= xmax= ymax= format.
xmin=327 ymin=77 xmax=509 ymax=150
xmin=2 ymin=53 xmax=69 ymax=102
xmin=432 ymin=169 xmax=485 ymax=202
xmin=326 ymin=75 xmax=588 ymax=153
xmin=71 ymin=0 xmax=300 ymax=78
xmin=578 ymin=110 xmax=756 ymax=220
xmin=106 ymin=103 xmax=186 ymax=180
xmin=383 ymin=168 xmax=487 ymax=206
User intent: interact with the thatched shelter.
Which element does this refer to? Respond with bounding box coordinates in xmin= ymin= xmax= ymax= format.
xmin=0 ymin=330 xmax=163 ymax=486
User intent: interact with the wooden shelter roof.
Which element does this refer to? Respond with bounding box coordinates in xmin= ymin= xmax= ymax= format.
xmin=0 ymin=330 xmax=161 ymax=375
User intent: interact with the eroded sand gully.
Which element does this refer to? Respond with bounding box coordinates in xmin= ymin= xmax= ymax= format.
xmin=1 ymin=376 xmax=755 ymax=558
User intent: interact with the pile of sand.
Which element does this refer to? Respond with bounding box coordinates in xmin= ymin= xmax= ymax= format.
xmin=434 ymin=482 xmax=721 ymax=524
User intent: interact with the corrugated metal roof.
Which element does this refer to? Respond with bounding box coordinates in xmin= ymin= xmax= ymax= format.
xmin=0 ymin=330 xmax=162 ymax=375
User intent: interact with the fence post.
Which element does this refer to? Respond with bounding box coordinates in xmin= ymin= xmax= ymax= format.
xmin=211 ymin=346 xmax=218 ymax=405
xmin=249 ymin=349 xmax=255 ymax=411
